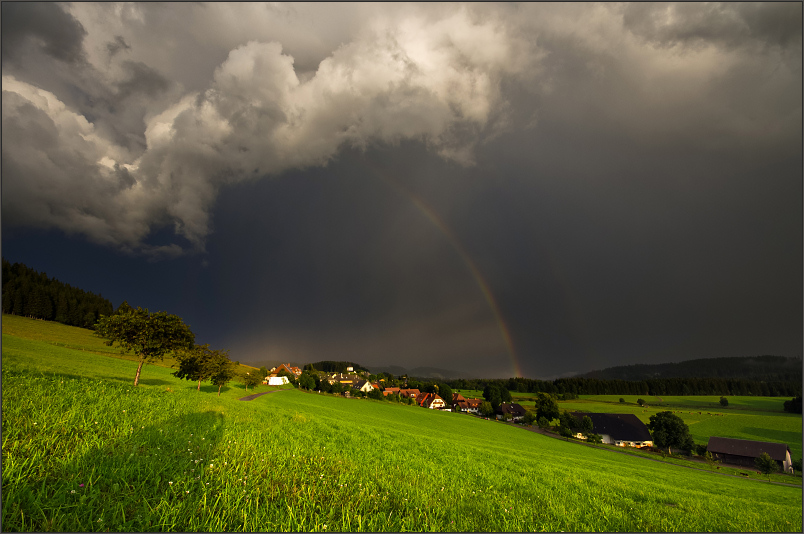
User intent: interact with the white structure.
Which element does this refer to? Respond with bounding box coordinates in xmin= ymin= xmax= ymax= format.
xmin=267 ymin=376 xmax=289 ymax=386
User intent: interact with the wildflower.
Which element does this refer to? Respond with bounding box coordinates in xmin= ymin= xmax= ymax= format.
xmin=169 ymin=482 xmax=173 ymax=485
xmin=186 ymin=490 xmax=189 ymax=494
xmin=79 ymin=484 xmax=84 ymax=488
xmin=210 ymin=464 xmax=214 ymax=468
xmin=71 ymin=490 xmax=76 ymax=494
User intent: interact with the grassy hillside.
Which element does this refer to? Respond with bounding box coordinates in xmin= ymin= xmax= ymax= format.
xmin=559 ymin=395 xmax=802 ymax=461
xmin=2 ymin=317 xmax=802 ymax=532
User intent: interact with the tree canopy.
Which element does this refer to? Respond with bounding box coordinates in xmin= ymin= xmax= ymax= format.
xmin=534 ymin=392 xmax=559 ymax=422
xmin=95 ymin=306 xmax=195 ymax=386
xmin=647 ymin=411 xmax=694 ymax=454
xmin=173 ymin=344 xmax=231 ymax=391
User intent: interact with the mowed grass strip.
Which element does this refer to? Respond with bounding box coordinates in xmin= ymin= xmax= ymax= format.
xmin=2 ymin=321 xmax=802 ymax=532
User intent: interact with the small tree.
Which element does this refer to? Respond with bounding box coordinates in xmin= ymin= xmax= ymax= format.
xmin=587 ymin=433 xmax=603 ymax=444
xmin=209 ymin=354 xmax=236 ymax=397
xmin=755 ymin=452 xmax=779 ymax=480
xmin=534 ymin=392 xmax=560 ymax=423
xmin=647 ymin=411 xmax=694 ymax=455
xmin=703 ymin=450 xmax=720 ymax=468
xmin=173 ymin=343 xmax=229 ymax=391
xmin=579 ymin=415 xmax=594 ymax=437
xmin=637 ymin=398 xmax=646 ymax=407
xmin=241 ymin=371 xmax=261 ymax=392
xmin=719 ymin=396 xmax=728 ymax=407
xmin=619 ymin=398 xmax=625 ymax=404
xmin=523 ymin=412 xmax=536 ymax=426
xmin=479 ymin=401 xmax=494 ymax=417
xmin=95 ymin=306 xmax=195 ymax=386
xmin=791 ymin=458 xmax=802 ymax=475
xmin=537 ymin=416 xmax=550 ymax=429
xmin=558 ymin=426 xmax=573 ymax=440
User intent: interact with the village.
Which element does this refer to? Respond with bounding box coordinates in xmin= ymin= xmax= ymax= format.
xmin=262 ymin=363 xmax=797 ymax=476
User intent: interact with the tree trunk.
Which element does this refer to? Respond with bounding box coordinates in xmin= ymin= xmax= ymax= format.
xmin=134 ymin=357 xmax=145 ymax=386
xmin=197 ymin=379 xmax=202 ymax=391
xmin=217 ymin=385 xmax=222 ymax=397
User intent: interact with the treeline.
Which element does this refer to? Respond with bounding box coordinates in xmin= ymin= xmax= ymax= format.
xmin=304 ymin=360 xmax=370 ymax=373
xmin=441 ymin=376 xmax=801 ymax=398
xmin=2 ymin=259 xmax=114 ymax=329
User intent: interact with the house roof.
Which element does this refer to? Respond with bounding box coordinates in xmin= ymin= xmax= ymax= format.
xmin=498 ymin=403 xmax=528 ymax=417
xmin=571 ymin=413 xmax=653 ymax=442
xmin=399 ymin=388 xmax=420 ymax=398
xmin=707 ymin=437 xmax=791 ymax=462
xmin=465 ymin=398 xmax=482 ymax=408
xmin=453 ymin=393 xmax=466 ymax=402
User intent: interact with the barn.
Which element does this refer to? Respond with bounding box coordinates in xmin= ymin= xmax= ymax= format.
xmin=571 ymin=413 xmax=653 ymax=447
xmin=706 ymin=437 xmax=794 ymax=473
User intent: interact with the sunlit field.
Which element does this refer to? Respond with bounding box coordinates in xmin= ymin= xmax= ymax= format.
xmin=2 ymin=317 xmax=802 ymax=532
xmin=560 ymin=395 xmax=802 ymax=461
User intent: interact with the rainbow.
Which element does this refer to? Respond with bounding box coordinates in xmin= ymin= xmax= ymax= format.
xmin=361 ymin=162 xmax=522 ymax=378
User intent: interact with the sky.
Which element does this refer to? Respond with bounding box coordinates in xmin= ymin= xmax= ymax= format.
xmin=2 ymin=2 xmax=801 ymax=379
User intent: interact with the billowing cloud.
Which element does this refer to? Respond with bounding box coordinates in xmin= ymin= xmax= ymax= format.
xmin=3 ymin=3 xmax=527 ymax=255
xmin=2 ymin=2 xmax=800 ymax=258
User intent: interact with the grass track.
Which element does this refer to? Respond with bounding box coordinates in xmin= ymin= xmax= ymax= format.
xmin=2 ymin=317 xmax=802 ymax=531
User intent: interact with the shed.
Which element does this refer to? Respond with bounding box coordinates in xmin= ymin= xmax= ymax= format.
xmin=707 ymin=437 xmax=793 ymax=473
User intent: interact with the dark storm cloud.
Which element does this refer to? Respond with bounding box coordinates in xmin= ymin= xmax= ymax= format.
xmin=622 ymin=2 xmax=802 ymax=51
xmin=106 ymin=36 xmax=131 ymax=57
xmin=115 ymin=60 xmax=170 ymax=100
xmin=2 ymin=2 xmax=87 ymax=64
xmin=2 ymin=3 xmax=801 ymax=378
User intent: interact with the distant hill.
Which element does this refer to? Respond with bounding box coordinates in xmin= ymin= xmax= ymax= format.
xmin=367 ymin=364 xmax=473 ymax=380
xmin=580 ymin=355 xmax=802 ymax=382
xmin=305 ymin=360 xmax=370 ymax=373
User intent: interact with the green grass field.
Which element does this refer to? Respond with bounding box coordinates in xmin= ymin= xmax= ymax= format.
xmin=3 ymin=316 xmax=802 ymax=532
xmin=559 ymin=395 xmax=802 ymax=461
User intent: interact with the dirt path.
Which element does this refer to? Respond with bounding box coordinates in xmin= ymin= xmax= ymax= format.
xmin=238 ymin=389 xmax=290 ymax=401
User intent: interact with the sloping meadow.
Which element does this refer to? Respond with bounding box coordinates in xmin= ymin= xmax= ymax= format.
xmin=2 ymin=331 xmax=801 ymax=532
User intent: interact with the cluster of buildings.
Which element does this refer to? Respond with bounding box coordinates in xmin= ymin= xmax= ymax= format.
xmin=261 ymin=364 xmax=795 ymax=474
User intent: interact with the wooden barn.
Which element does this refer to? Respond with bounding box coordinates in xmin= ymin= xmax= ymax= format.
xmin=570 ymin=413 xmax=653 ymax=447
xmin=706 ymin=437 xmax=794 ymax=473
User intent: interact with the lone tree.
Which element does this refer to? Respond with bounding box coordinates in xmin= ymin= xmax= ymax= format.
xmin=534 ymin=392 xmax=560 ymax=423
xmin=637 ymin=398 xmax=646 ymax=407
xmin=647 ymin=411 xmax=694 ymax=455
xmin=209 ymin=354 xmax=236 ymax=396
xmin=95 ymin=306 xmax=195 ymax=386
xmin=241 ymin=370 xmax=262 ymax=392
xmin=755 ymin=452 xmax=779 ymax=481
xmin=173 ymin=344 xmax=230 ymax=391
xmin=579 ymin=415 xmax=594 ymax=437
xmin=719 ymin=396 xmax=729 ymax=407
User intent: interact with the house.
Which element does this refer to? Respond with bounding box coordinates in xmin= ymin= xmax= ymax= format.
xmin=382 ymin=386 xmax=401 ymax=397
xmin=465 ymin=398 xmax=482 ymax=414
xmin=496 ymin=403 xmax=528 ymax=421
xmin=327 ymin=373 xmax=359 ymax=386
xmin=570 ymin=413 xmax=653 ymax=447
xmin=398 ymin=388 xmax=421 ymax=400
xmin=266 ymin=376 xmax=289 ymax=386
xmin=353 ymin=379 xmax=374 ymax=393
xmin=418 ymin=392 xmax=446 ymax=409
xmin=707 ymin=437 xmax=794 ymax=473
xmin=271 ymin=363 xmax=302 ymax=378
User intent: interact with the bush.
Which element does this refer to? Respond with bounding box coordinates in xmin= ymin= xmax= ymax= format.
xmin=537 ymin=416 xmax=550 ymax=429
xmin=755 ymin=452 xmax=779 ymax=480
xmin=619 ymin=398 xmax=625 ymax=404
xmin=558 ymin=426 xmax=573 ymax=439
xmin=719 ymin=396 xmax=728 ymax=407
xmin=587 ymin=433 xmax=603 ymax=444
xmin=637 ymin=398 xmax=645 ymax=407
xmin=792 ymin=458 xmax=802 ymax=474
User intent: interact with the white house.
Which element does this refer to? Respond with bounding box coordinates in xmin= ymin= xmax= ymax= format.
xmin=266 ymin=376 xmax=289 ymax=386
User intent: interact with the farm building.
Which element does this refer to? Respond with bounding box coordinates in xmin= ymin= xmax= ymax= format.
xmin=706 ymin=437 xmax=794 ymax=473
xmin=571 ymin=413 xmax=653 ymax=447
xmin=497 ymin=403 xmax=528 ymax=421
xmin=271 ymin=363 xmax=302 ymax=378
xmin=398 ymin=388 xmax=420 ymax=400
xmin=266 ymin=376 xmax=289 ymax=386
